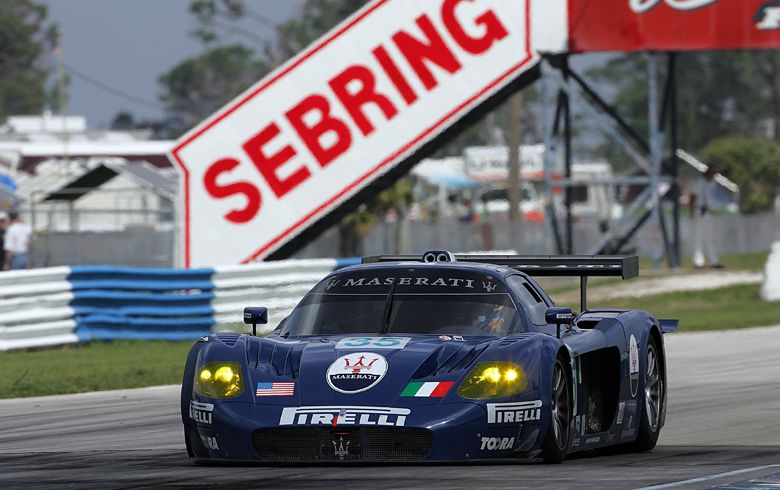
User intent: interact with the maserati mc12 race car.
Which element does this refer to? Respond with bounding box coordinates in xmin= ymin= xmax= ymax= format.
xmin=181 ymin=251 xmax=677 ymax=463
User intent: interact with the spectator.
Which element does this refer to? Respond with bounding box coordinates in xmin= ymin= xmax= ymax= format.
xmin=4 ymin=211 xmax=32 ymax=270
xmin=0 ymin=212 xmax=7 ymax=261
xmin=689 ymin=167 xmax=724 ymax=269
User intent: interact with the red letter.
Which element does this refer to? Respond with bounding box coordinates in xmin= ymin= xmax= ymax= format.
xmin=392 ymin=14 xmax=462 ymax=91
xmin=442 ymin=0 xmax=509 ymax=55
xmin=329 ymin=64 xmax=398 ymax=136
xmin=203 ymin=158 xmax=261 ymax=224
xmin=286 ymin=94 xmax=352 ymax=167
xmin=242 ymin=122 xmax=310 ymax=199
xmin=372 ymin=45 xmax=418 ymax=106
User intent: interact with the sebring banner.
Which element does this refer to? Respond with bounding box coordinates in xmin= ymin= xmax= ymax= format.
xmin=171 ymin=0 xmax=539 ymax=267
xmin=569 ymin=0 xmax=780 ymax=52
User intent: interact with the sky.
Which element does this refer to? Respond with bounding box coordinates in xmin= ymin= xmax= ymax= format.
xmin=39 ymin=0 xmax=304 ymax=128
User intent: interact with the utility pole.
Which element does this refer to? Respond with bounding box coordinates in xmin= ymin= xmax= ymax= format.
xmin=507 ymin=91 xmax=524 ymax=223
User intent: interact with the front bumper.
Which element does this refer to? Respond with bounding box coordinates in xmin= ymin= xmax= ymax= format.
xmin=185 ymin=400 xmax=547 ymax=462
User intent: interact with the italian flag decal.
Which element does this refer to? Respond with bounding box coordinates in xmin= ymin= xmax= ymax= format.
xmin=401 ymin=381 xmax=454 ymax=398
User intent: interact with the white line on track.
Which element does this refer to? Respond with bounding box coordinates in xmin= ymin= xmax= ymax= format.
xmin=634 ymin=464 xmax=780 ymax=490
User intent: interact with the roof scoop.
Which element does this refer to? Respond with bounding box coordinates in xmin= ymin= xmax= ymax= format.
xmin=422 ymin=250 xmax=457 ymax=263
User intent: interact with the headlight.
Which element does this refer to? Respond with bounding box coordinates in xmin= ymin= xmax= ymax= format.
xmin=194 ymin=361 xmax=244 ymax=398
xmin=457 ymin=362 xmax=527 ymax=399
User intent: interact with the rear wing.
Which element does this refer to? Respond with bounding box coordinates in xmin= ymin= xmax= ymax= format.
xmin=361 ymin=251 xmax=639 ymax=310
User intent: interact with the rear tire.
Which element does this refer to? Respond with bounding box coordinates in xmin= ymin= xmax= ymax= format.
xmin=629 ymin=334 xmax=664 ymax=451
xmin=541 ymin=356 xmax=572 ymax=464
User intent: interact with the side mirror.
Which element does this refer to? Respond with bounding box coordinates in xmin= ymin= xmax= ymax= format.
xmin=243 ymin=307 xmax=268 ymax=336
xmin=545 ymin=307 xmax=575 ymax=325
xmin=546 ymin=307 xmax=575 ymax=339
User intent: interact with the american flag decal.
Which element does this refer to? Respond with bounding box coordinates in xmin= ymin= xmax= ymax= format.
xmin=256 ymin=382 xmax=295 ymax=396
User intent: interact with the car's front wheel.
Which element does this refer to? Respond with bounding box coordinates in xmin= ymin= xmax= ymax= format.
xmin=541 ymin=356 xmax=572 ymax=463
xmin=629 ymin=334 xmax=664 ymax=451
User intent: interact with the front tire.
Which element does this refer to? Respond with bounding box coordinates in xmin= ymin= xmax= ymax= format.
xmin=630 ymin=334 xmax=664 ymax=451
xmin=541 ymin=357 xmax=572 ymax=464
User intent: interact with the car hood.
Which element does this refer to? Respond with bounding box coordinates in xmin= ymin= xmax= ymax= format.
xmin=243 ymin=334 xmax=542 ymax=405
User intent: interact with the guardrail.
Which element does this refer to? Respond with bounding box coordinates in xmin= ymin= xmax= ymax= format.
xmin=0 ymin=258 xmax=359 ymax=352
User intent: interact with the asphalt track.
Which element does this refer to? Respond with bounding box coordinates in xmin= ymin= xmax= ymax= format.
xmin=1 ymin=326 xmax=779 ymax=489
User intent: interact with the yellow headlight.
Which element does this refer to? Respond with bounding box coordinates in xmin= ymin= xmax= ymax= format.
xmin=195 ymin=362 xmax=244 ymax=398
xmin=457 ymin=362 xmax=527 ymax=399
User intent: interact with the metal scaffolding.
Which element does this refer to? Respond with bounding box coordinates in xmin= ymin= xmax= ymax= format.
xmin=540 ymin=53 xmax=682 ymax=267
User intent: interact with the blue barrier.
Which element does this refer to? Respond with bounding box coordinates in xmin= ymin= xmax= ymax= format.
xmin=67 ymin=266 xmax=217 ymax=342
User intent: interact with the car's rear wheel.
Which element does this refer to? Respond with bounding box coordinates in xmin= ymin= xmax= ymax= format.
xmin=630 ymin=334 xmax=664 ymax=451
xmin=541 ymin=356 xmax=572 ymax=463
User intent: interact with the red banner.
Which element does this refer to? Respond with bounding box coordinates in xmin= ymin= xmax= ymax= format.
xmin=569 ymin=0 xmax=780 ymax=53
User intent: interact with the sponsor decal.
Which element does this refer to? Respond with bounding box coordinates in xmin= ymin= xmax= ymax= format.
xmin=256 ymin=382 xmax=295 ymax=396
xmin=439 ymin=335 xmax=452 ymax=341
xmin=327 ymin=352 xmax=388 ymax=393
xmin=482 ymin=281 xmax=497 ymax=292
xmin=629 ymin=335 xmax=639 ymax=397
xmin=400 ymin=381 xmax=454 ymax=398
xmin=486 ymin=400 xmax=542 ymax=424
xmin=200 ymin=435 xmax=219 ymax=450
xmin=453 ymin=335 xmax=465 ymax=342
xmin=585 ymin=436 xmax=601 ymax=444
xmin=480 ymin=436 xmax=514 ymax=450
xmin=189 ymin=400 xmax=214 ymax=425
xmin=629 ymin=0 xmax=718 ymax=14
xmin=280 ymin=406 xmax=410 ymax=426
xmin=616 ymin=401 xmax=626 ymax=425
xmin=335 ymin=337 xmax=410 ymax=349
xmin=756 ymin=1 xmax=780 ymax=30
xmin=333 ymin=436 xmax=350 ymax=460
xmin=196 ymin=336 xmax=210 ymax=342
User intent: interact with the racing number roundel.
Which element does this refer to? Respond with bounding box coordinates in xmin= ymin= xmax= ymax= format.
xmin=327 ymin=352 xmax=388 ymax=394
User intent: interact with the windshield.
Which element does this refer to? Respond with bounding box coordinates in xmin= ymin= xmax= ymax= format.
xmin=280 ymin=268 xmax=522 ymax=337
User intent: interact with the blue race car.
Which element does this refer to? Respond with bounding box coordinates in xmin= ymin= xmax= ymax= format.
xmin=181 ymin=251 xmax=677 ymax=463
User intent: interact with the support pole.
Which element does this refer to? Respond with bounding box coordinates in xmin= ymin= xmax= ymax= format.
xmin=669 ymin=53 xmax=681 ymax=267
xmin=507 ymin=92 xmax=524 ymax=223
xmin=563 ymin=56 xmax=574 ymax=255
xmin=647 ymin=53 xmax=667 ymax=269
xmin=541 ymin=59 xmax=564 ymax=254
xmin=580 ymin=276 xmax=588 ymax=312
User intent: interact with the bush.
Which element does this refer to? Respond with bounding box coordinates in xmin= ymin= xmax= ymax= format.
xmin=699 ymin=137 xmax=780 ymax=214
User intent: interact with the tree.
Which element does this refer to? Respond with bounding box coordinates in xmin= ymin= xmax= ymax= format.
xmin=699 ymin=137 xmax=780 ymax=214
xmin=158 ymin=44 xmax=268 ymax=136
xmin=0 ymin=0 xmax=58 ymax=119
xmin=275 ymin=0 xmax=369 ymax=61
xmin=587 ymin=51 xmax=776 ymax=157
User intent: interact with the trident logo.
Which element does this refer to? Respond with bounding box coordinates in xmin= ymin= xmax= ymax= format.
xmin=344 ymin=355 xmax=379 ymax=374
xmin=333 ymin=436 xmax=350 ymax=460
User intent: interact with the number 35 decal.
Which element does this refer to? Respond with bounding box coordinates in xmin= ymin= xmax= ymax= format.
xmin=335 ymin=337 xmax=411 ymax=349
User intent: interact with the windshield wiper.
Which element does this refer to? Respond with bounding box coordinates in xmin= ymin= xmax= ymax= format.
xmin=379 ymin=280 xmax=397 ymax=335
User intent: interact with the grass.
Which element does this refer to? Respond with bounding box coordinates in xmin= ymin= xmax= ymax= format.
xmin=666 ymin=250 xmax=769 ymax=271
xmin=541 ymin=251 xmax=770 ymax=295
xmin=0 ymin=340 xmax=193 ymax=399
xmin=598 ymin=284 xmax=780 ymax=332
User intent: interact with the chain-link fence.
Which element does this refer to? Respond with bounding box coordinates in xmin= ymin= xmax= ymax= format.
xmin=19 ymin=186 xmax=177 ymax=268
